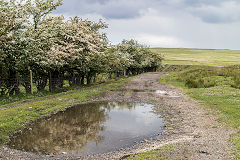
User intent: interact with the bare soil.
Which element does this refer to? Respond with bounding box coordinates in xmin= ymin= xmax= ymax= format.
xmin=0 ymin=72 xmax=237 ymax=160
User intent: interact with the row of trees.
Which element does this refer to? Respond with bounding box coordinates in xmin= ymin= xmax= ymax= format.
xmin=0 ymin=0 xmax=163 ymax=96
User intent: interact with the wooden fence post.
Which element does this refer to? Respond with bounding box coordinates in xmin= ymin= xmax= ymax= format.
xmin=30 ymin=70 xmax=33 ymax=94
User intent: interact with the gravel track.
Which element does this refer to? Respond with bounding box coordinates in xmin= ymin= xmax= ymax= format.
xmin=0 ymin=72 xmax=236 ymax=160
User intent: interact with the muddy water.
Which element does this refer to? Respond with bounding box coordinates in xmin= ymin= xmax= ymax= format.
xmin=8 ymin=102 xmax=164 ymax=156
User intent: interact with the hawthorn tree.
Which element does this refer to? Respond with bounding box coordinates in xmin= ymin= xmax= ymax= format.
xmin=40 ymin=17 xmax=108 ymax=89
xmin=0 ymin=0 xmax=162 ymax=96
xmin=108 ymin=40 xmax=163 ymax=76
xmin=0 ymin=0 xmax=31 ymax=95
xmin=19 ymin=0 xmax=63 ymax=93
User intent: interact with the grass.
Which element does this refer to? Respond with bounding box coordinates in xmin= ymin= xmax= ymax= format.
xmin=129 ymin=65 xmax=240 ymax=159
xmin=125 ymin=48 xmax=240 ymax=159
xmin=3 ymin=47 xmax=240 ymax=158
xmin=151 ymin=48 xmax=240 ymax=66
xmin=160 ymin=65 xmax=240 ymax=158
xmin=0 ymin=82 xmax=102 ymax=109
xmin=125 ymin=144 xmax=190 ymax=160
xmin=0 ymin=74 xmax=114 ymax=108
xmin=0 ymin=77 xmax=131 ymax=144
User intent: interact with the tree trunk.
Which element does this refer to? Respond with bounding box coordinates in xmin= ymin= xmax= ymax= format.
xmin=93 ymin=73 xmax=97 ymax=83
xmin=23 ymin=82 xmax=31 ymax=94
xmin=49 ymin=71 xmax=52 ymax=92
xmin=81 ymin=75 xmax=85 ymax=85
xmin=76 ymin=74 xmax=82 ymax=85
xmin=49 ymin=70 xmax=64 ymax=92
xmin=108 ymin=72 xmax=112 ymax=79
xmin=8 ymin=69 xmax=20 ymax=95
xmin=86 ymin=75 xmax=92 ymax=85
xmin=68 ymin=73 xmax=75 ymax=87
xmin=37 ymin=76 xmax=47 ymax=91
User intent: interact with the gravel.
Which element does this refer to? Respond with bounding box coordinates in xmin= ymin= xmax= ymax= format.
xmin=0 ymin=72 xmax=237 ymax=160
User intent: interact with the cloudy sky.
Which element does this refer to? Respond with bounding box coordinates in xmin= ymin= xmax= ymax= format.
xmin=54 ymin=0 xmax=240 ymax=49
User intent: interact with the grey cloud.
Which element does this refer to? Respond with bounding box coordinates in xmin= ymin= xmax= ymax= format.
xmin=101 ymin=7 xmax=140 ymax=19
xmin=55 ymin=0 xmax=152 ymax=19
xmin=52 ymin=0 xmax=240 ymax=49
xmin=183 ymin=0 xmax=226 ymax=6
xmin=157 ymin=0 xmax=240 ymax=23
xmin=55 ymin=0 xmax=240 ymax=23
xmin=188 ymin=0 xmax=240 ymax=23
xmin=105 ymin=8 xmax=240 ymax=49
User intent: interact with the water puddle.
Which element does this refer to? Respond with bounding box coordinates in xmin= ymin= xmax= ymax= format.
xmin=114 ymin=89 xmax=155 ymax=92
xmin=115 ymin=89 xmax=181 ymax=97
xmin=169 ymin=96 xmax=181 ymax=98
xmin=155 ymin=90 xmax=167 ymax=94
xmin=115 ymin=89 xmax=168 ymax=94
xmin=8 ymin=102 xmax=164 ymax=156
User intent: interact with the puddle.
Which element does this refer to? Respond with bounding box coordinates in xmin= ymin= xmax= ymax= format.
xmin=114 ymin=89 xmax=155 ymax=92
xmin=169 ymin=96 xmax=181 ymax=98
xmin=115 ymin=89 xmax=168 ymax=94
xmin=115 ymin=89 xmax=181 ymax=97
xmin=155 ymin=90 xmax=167 ymax=94
xmin=8 ymin=102 xmax=164 ymax=156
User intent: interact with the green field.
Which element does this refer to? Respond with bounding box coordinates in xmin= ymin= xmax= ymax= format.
xmin=151 ymin=48 xmax=240 ymax=66
xmin=128 ymin=48 xmax=240 ymax=159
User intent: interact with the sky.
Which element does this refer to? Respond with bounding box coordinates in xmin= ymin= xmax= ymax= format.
xmin=54 ymin=0 xmax=240 ymax=49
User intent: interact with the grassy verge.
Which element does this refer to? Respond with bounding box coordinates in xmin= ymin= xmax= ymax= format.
xmin=0 ymin=77 xmax=131 ymax=144
xmin=0 ymin=84 xmax=87 ymax=109
xmin=160 ymin=65 xmax=240 ymax=158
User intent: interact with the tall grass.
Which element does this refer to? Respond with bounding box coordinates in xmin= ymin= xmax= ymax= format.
xmin=165 ymin=65 xmax=240 ymax=89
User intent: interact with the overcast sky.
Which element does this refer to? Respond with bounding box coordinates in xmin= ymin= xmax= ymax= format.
xmin=54 ymin=0 xmax=240 ymax=49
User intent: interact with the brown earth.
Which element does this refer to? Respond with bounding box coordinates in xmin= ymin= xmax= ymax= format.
xmin=0 ymin=72 xmax=237 ymax=160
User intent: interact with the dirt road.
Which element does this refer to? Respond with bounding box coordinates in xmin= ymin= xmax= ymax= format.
xmin=0 ymin=72 xmax=237 ymax=160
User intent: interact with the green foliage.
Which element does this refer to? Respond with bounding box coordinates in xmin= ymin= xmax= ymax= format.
xmin=106 ymin=40 xmax=163 ymax=75
xmin=30 ymin=0 xmax=63 ymax=29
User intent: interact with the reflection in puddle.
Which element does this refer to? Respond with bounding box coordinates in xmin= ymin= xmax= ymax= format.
xmin=8 ymin=102 xmax=164 ymax=156
xmin=114 ymin=89 xmax=155 ymax=92
xmin=155 ymin=90 xmax=167 ymax=94
xmin=115 ymin=89 xmax=168 ymax=94
xmin=115 ymin=89 xmax=181 ymax=97
xmin=169 ymin=96 xmax=181 ymax=98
